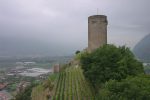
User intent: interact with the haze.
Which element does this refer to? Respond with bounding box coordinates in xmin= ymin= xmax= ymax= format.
xmin=0 ymin=0 xmax=150 ymax=56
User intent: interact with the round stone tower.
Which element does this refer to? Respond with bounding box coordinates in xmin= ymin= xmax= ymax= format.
xmin=88 ymin=15 xmax=108 ymax=52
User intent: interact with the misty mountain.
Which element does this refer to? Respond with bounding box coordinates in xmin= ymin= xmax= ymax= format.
xmin=0 ymin=36 xmax=70 ymax=57
xmin=133 ymin=34 xmax=150 ymax=62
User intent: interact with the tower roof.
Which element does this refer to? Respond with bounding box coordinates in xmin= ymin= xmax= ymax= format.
xmin=88 ymin=15 xmax=107 ymax=19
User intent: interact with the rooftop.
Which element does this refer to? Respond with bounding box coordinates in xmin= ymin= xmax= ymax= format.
xmin=88 ymin=15 xmax=107 ymax=19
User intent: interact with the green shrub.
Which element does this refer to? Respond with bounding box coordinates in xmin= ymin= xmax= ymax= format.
xmin=80 ymin=44 xmax=144 ymax=88
xmin=15 ymin=82 xmax=38 ymax=100
xmin=98 ymin=75 xmax=150 ymax=100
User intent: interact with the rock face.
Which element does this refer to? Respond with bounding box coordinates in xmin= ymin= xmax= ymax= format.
xmin=133 ymin=34 xmax=150 ymax=62
xmin=88 ymin=15 xmax=108 ymax=52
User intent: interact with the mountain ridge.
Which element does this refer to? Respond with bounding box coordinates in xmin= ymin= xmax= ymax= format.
xmin=133 ymin=33 xmax=150 ymax=62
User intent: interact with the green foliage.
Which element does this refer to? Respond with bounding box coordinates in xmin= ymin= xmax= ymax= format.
xmin=98 ymin=75 xmax=150 ymax=100
xmin=48 ymin=73 xmax=59 ymax=82
xmin=15 ymin=82 xmax=38 ymax=100
xmin=75 ymin=51 xmax=85 ymax=60
xmin=31 ymin=74 xmax=58 ymax=100
xmin=31 ymin=85 xmax=48 ymax=100
xmin=52 ymin=67 xmax=94 ymax=99
xmin=43 ymin=78 xmax=54 ymax=91
xmin=75 ymin=50 xmax=80 ymax=55
xmin=43 ymin=78 xmax=54 ymax=99
xmin=80 ymin=44 xmax=144 ymax=88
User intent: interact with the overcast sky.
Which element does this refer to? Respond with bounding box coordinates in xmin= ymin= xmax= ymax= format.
xmin=0 ymin=0 xmax=150 ymax=56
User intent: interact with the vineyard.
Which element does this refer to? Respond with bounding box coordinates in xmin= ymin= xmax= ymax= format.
xmin=52 ymin=66 xmax=95 ymax=100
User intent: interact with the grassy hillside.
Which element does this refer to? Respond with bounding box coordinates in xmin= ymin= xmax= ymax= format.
xmin=52 ymin=66 xmax=95 ymax=100
xmin=31 ymin=85 xmax=48 ymax=100
xmin=31 ymin=66 xmax=94 ymax=100
xmin=31 ymin=73 xmax=58 ymax=100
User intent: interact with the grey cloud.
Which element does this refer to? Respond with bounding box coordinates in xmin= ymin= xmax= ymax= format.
xmin=0 ymin=0 xmax=150 ymax=56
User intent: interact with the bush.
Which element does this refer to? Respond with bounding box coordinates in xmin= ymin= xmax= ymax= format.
xmin=15 ymin=82 xmax=38 ymax=100
xmin=98 ymin=75 xmax=150 ymax=100
xmin=75 ymin=50 xmax=80 ymax=55
xmin=80 ymin=44 xmax=144 ymax=88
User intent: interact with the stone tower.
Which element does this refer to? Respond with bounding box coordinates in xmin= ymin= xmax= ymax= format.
xmin=88 ymin=15 xmax=108 ymax=52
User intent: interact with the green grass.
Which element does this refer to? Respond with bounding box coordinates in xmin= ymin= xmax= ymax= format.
xmin=52 ymin=66 xmax=95 ymax=100
xmin=31 ymin=85 xmax=48 ymax=100
xmin=31 ymin=66 xmax=95 ymax=100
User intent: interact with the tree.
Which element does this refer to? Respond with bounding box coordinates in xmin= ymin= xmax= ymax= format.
xmin=98 ymin=75 xmax=150 ymax=100
xmin=15 ymin=82 xmax=38 ymax=100
xmin=80 ymin=44 xmax=144 ymax=89
xmin=75 ymin=50 xmax=80 ymax=55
